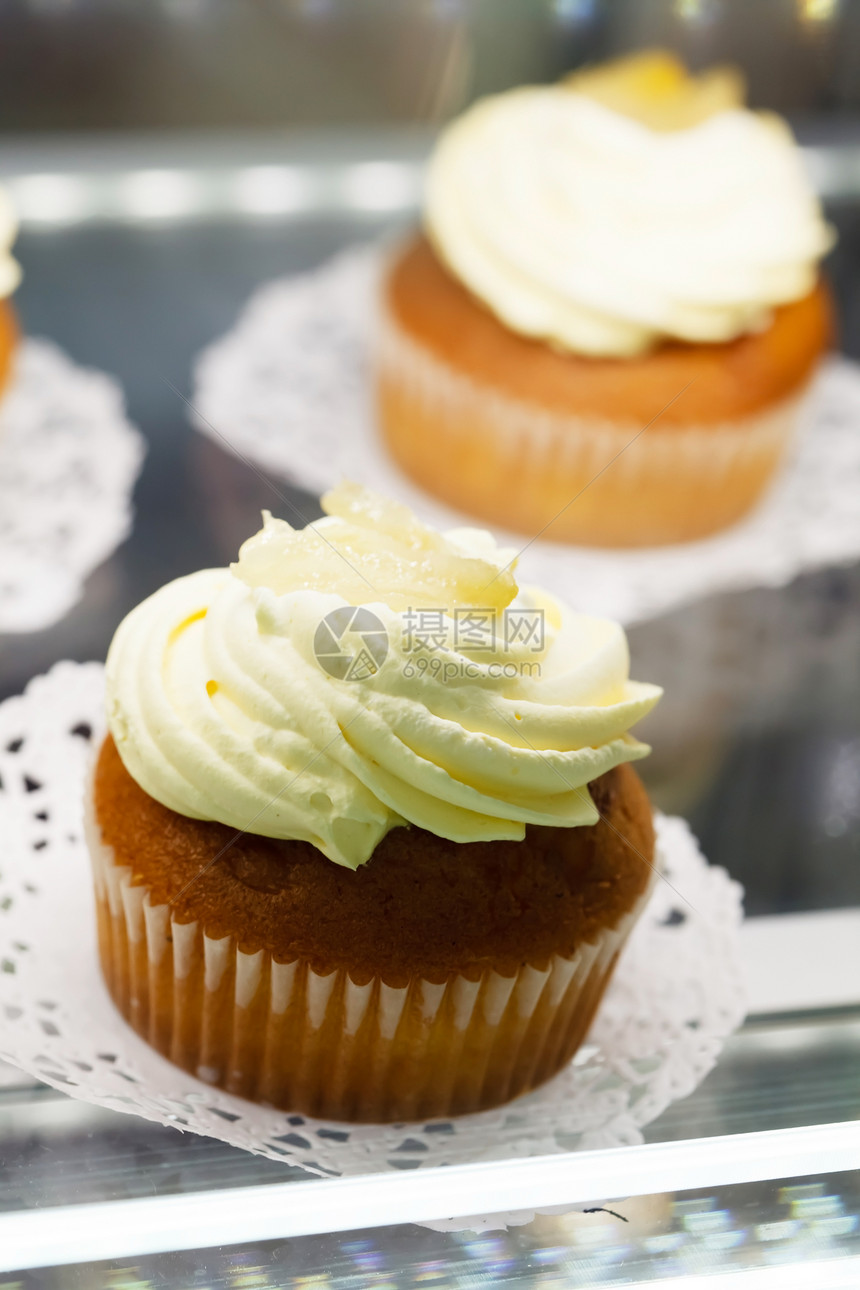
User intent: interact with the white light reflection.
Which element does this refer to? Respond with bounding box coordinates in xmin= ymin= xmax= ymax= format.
xmin=233 ymin=166 xmax=314 ymax=217
xmin=341 ymin=162 xmax=421 ymax=212
xmin=7 ymin=173 xmax=93 ymax=226
xmin=673 ymin=0 xmax=718 ymax=23
xmin=117 ymin=169 xmax=200 ymax=221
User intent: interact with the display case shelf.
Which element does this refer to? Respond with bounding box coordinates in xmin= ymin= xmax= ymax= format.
xmin=0 ymin=133 xmax=857 ymax=1285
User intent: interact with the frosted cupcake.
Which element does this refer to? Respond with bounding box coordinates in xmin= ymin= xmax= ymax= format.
xmin=375 ymin=52 xmax=834 ymax=547
xmin=88 ymin=484 xmax=662 ymax=1121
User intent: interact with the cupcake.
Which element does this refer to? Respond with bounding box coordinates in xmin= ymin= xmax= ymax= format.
xmin=0 ymin=186 xmax=20 ymax=403
xmin=375 ymin=51 xmax=834 ymax=548
xmin=88 ymin=484 xmax=662 ymax=1122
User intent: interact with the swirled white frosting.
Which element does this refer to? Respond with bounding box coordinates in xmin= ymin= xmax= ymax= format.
xmin=106 ymin=486 xmax=661 ymax=868
xmin=424 ymin=86 xmax=832 ymax=356
xmin=0 ymin=187 xmax=21 ymax=300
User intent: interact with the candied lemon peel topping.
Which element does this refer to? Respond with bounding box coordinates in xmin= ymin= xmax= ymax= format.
xmin=234 ymin=482 xmax=520 ymax=614
xmin=565 ymin=48 xmax=745 ymax=132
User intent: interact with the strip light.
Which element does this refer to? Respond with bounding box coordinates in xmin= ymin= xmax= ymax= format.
xmin=0 ymin=1119 xmax=857 ymax=1273
xmin=1 ymin=143 xmax=855 ymax=229
xmin=3 ymin=160 xmax=423 ymax=228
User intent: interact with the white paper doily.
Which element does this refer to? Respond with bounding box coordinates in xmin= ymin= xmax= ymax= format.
xmin=0 ymin=661 xmax=745 ymax=1217
xmin=0 ymin=338 xmax=144 ymax=633
xmin=192 ymin=245 xmax=860 ymax=626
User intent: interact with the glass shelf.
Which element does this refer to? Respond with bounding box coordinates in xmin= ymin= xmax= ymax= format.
xmin=0 ymin=132 xmax=857 ymax=1284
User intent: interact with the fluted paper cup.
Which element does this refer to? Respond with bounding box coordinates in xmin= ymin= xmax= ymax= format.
xmin=86 ymin=785 xmax=657 ymax=1124
xmin=374 ymin=294 xmax=810 ymax=549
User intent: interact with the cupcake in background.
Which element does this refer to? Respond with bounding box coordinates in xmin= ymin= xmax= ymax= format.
xmin=88 ymin=483 xmax=662 ymax=1122
xmin=375 ymin=51 xmax=834 ymax=548
xmin=0 ymin=186 xmax=20 ymax=402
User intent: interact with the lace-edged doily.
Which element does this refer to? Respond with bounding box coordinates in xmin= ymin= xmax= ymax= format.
xmin=193 ymin=245 xmax=860 ymax=625
xmin=0 ymin=661 xmax=746 ymax=1206
xmin=0 ymin=339 xmax=144 ymax=633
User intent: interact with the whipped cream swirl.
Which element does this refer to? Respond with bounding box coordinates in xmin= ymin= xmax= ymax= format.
xmin=106 ymin=486 xmax=661 ymax=868
xmin=425 ymin=87 xmax=832 ymax=356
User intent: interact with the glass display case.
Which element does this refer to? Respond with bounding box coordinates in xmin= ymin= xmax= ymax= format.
xmin=0 ymin=2 xmax=857 ymax=1284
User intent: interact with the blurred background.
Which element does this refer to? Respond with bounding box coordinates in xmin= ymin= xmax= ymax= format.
xmin=1 ymin=0 xmax=859 ymax=131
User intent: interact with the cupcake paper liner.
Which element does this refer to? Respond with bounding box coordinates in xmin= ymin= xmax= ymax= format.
xmin=375 ymin=291 xmax=806 ymax=548
xmin=0 ymin=662 xmax=745 ymax=1191
xmin=88 ymin=773 xmax=654 ymax=1122
xmin=191 ymin=244 xmax=860 ymax=624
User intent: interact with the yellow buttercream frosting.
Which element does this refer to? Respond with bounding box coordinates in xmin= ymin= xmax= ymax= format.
xmin=106 ymin=485 xmax=661 ymax=868
xmin=424 ymin=56 xmax=832 ymax=357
